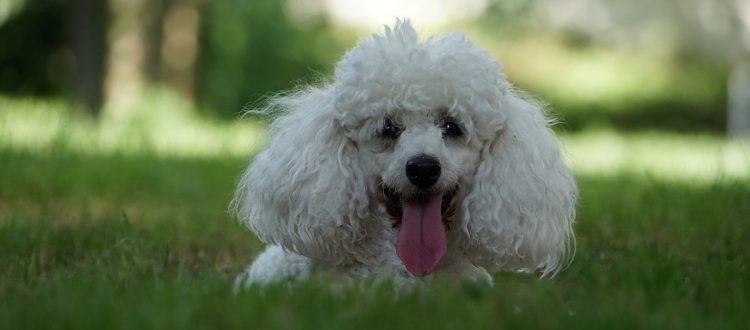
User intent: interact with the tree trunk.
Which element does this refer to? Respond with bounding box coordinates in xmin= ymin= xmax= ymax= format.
xmin=105 ymin=0 xmax=200 ymax=113
xmin=159 ymin=0 xmax=201 ymax=101
xmin=143 ymin=0 xmax=172 ymax=83
xmin=71 ymin=0 xmax=106 ymax=115
xmin=728 ymin=61 xmax=750 ymax=139
xmin=728 ymin=0 xmax=750 ymax=139
xmin=105 ymin=0 xmax=146 ymax=116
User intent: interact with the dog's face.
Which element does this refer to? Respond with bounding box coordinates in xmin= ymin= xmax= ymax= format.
xmin=368 ymin=109 xmax=480 ymax=197
xmin=354 ymin=107 xmax=483 ymax=275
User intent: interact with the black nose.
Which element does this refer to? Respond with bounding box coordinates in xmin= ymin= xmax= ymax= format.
xmin=405 ymin=155 xmax=441 ymax=189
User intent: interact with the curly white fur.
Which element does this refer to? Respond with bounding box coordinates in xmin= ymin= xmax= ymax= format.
xmin=232 ymin=20 xmax=577 ymax=287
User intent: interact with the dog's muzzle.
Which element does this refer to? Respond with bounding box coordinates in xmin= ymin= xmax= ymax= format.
xmin=405 ymin=154 xmax=441 ymax=189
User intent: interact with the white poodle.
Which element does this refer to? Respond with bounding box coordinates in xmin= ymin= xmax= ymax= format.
xmin=232 ymin=20 xmax=577 ymax=287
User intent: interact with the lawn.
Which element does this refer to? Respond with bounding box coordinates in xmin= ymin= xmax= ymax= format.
xmin=1 ymin=97 xmax=749 ymax=329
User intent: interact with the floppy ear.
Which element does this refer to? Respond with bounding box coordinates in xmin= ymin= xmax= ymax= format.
xmin=461 ymin=91 xmax=577 ymax=276
xmin=232 ymin=87 xmax=370 ymax=265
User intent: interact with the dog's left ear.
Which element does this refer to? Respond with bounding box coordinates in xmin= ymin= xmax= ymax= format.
xmin=461 ymin=92 xmax=577 ymax=276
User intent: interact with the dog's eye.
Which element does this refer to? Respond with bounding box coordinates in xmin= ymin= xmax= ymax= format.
xmin=381 ymin=118 xmax=401 ymax=139
xmin=442 ymin=120 xmax=463 ymax=138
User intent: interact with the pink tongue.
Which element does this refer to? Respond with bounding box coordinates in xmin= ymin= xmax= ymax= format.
xmin=396 ymin=193 xmax=447 ymax=276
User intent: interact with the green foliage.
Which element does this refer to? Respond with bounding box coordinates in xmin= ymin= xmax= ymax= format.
xmin=197 ymin=0 xmax=354 ymax=117
xmin=480 ymin=36 xmax=728 ymax=133
xmin=0 ymin=0 xmax=731 ymax=132
xmin=0 ymin=0 xmax=69 ymax=96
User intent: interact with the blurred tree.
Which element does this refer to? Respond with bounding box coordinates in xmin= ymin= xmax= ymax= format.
xmin=0 ymin=0 xmax=106 ymax=114
xmin=105 ymin=0 xmax=150 ymax=114
xmin=159 ymin=0 xmax=201 ymax=100
xmin=0 ymin=0 xmax=68 ymax=96
xmin=72 ymin=0 xmax=106 ymax=115
xmin=105 ymin=0 xmax=201 ymax=115
xmin=481 ymin=0 xmax=748 ymax=136
xmin=196 ymin=0 xmax=352 ymax=117
xmin=725 ymin=0 xmax=750 ymax=138
xmin=0 ymin=0 xmax=351 ymax=119
xmin=143 ymin=0 xmax=172 ymax=83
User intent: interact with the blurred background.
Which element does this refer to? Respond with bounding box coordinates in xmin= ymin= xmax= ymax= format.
xmin=1 ymin=2 xmax=749 ymax=326
xmin=1 ymin=0 xmax=748 ymax=178
xmin=0 ymin=0 xmax=748 ymax=129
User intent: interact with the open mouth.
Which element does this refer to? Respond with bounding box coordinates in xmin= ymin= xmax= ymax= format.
xmin=381 ymin=185 xmax=458 ymax=229
xmin=377 ymin=181 xmax=459 ymax=277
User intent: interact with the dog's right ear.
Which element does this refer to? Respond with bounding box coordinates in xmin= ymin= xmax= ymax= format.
xmin=232 ymin=87 xmax=369 ymax=264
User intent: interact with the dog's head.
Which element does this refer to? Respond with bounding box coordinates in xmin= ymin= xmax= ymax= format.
xmin=233 ymin=20 xmax=577 ymax=277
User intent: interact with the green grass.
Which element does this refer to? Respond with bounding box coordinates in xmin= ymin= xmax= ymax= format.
xmin=1 ymin=96 xmax=749 ymax=329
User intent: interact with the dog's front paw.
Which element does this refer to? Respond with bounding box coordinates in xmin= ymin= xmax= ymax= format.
xmin=234 ymin=245 xmax=312 ymax=289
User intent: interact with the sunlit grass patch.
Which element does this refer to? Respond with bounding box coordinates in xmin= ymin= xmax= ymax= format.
xmin=562 ymin=129 xmax=750 ymax=182
xmin=0 ymin=92 xmax=267 ymax=158
xmin=2 ymin=95 xmax=748 ymax=183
